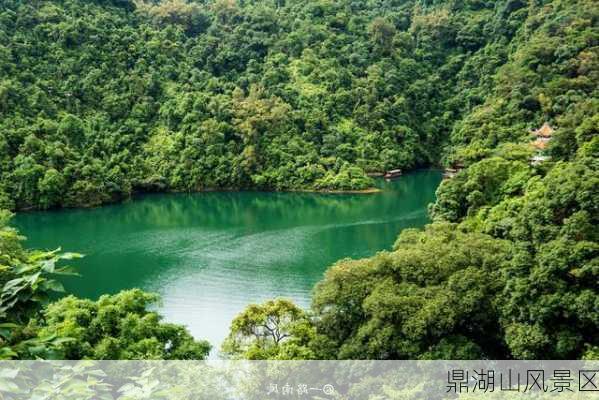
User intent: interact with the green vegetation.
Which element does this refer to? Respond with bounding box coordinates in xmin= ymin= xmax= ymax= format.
xmin=0 ymin=0 xmax=597 ymax=360
xmin=219 ymin=0 xmax=598 ymax=360
xmin=37 ymin=290 xmax=211 ymax=359
xmin=222 ymin=299 xmax=316 ymax=359
xmin=0 ymin=211 xmax=210 ymax=359
xmin=1 ymin=0 xmax=537 ymax=210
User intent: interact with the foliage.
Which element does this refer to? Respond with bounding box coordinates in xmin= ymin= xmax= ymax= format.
xmin=224 ymin=0 xmax=598 ymax=360
xmin=3 ymin=361 xmax=229 ymax=399
xmin=0 ymin=0 xmax=597 ymax=361
xmin=431 ymin=157 xmax=533 ymax=222
xmin=0 ymin=213 xmax=210 ymax=360
xmin=32 ymin=289 xmax=211 ymax=360
xmin=0 ymin=0 xmax=530 ymax=210
xmin=312 ymin=224 xmax=513 ymax=359
xmin=222 ymin=299 xmax=315 ymax=360
xmin=0 ymin=211 xmax=81 ymax=359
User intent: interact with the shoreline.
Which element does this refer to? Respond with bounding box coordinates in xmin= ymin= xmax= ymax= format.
xmin=11 ymin=169 xmax=444 ymax=214
xmin=287 ymin=187 xmax=382 ymax=194
xmin=12 ymin=186 xmax=384 ymax=214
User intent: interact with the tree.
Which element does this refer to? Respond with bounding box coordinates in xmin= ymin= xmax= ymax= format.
xmin=222 ymin=299 xmax=315 ymax=360
xmin=38 ymin=168 xmax=66 ymax=209
xmin=34 ymin=289 xmax=211 ymax=360
xmin=0 ymin=211 xmax=81 ymax=359
xmin=369 ymin=18 xmax=396 ymax=55
xmin=311 ymin=224 xmax=512 ymax=359
xmin=135 ymin=0 xmax=210 ymax=34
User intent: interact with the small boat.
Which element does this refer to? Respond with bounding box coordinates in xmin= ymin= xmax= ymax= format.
xmin=384 ymin=169 xmax=402 ymax=179
xmin=443 ymin=165 xmax=463 ymax=179
xmin=443 ymin=170 xmax=457 ymax=179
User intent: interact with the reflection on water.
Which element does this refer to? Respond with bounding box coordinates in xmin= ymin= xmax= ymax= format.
xmin=14 ymin=170 xmax=442 ymax=355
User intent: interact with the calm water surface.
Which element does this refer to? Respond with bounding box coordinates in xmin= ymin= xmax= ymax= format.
xmin=14 ymin=170 xmax=441 ymax=355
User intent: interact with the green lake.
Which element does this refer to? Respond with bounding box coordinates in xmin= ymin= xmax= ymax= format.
xmin=14 ymin=170 xmax=441 ymax=355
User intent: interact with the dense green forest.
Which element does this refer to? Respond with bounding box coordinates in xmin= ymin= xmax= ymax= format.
xmin=0 ymin=0 xmax=597 ymax=360
xmin=2 ymin=0 xmax=569 ymax=210
xmin=221 ymin=0 xmax=598 ymax=360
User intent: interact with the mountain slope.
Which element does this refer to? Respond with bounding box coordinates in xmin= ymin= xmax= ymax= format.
xmin=0 ymin=0 xmax=545 ymax=210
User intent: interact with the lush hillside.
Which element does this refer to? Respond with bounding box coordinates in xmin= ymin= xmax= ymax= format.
xmin=222 ymin=0 xmax=598 ymax=360
xmin=1 ymin=0 xmax=544 ymax=210
xmin=0 ymin=0 xmax=597 ymax=360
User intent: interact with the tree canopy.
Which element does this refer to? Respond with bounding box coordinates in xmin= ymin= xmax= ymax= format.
xmin=3 ymin=0 xmax=579 ymax=210
xmin=220 ymin=0 xmax=598 ymax=360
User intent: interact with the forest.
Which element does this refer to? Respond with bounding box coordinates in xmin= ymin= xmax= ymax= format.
xmin=0 ymin=0 xmax=597 ymax=360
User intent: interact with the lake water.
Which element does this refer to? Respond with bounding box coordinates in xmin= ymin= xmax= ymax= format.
xmin=14 ymin=170 xmax=441 ymax=356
